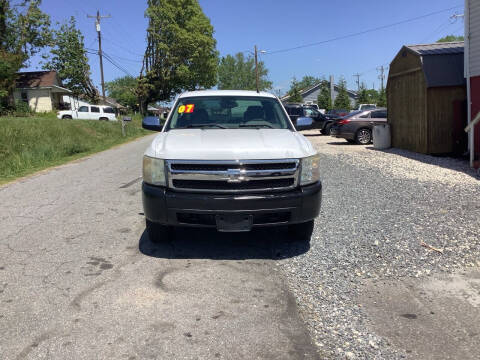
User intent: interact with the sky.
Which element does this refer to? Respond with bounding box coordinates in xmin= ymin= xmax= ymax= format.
xmin=31 ymin=0 xmax=466 ymax=96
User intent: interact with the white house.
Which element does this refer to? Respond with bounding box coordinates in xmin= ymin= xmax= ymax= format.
xmin=465 ymin=0 xmax=480 ymax=168
xmin=14 ymin=71 xmax=72 ymax=112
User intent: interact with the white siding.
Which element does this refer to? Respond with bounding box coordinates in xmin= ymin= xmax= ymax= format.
xmin=14 ymin=89 xmax=53 ymax=112
xmin=468 ymin=0 xmax=480 ymax=77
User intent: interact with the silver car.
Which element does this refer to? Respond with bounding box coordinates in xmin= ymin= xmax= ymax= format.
xmin=330 ymin=108 xmax=387 ymax=144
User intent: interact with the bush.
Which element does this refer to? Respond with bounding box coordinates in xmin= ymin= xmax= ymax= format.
xmin=12 ymin=100 xmax=33 ymax=117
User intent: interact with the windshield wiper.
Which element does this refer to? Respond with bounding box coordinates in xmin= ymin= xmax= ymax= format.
xmin=182 ymin=124 xmax=226 ymax=129
xmin=239 ymin=124 xmax=274 ymax=128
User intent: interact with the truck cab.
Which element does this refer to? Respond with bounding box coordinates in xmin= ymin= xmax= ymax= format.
xmin=141 ymin=90 xmax=322 ymax=242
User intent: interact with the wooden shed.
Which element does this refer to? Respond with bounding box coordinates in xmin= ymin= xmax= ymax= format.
xmin=387 ymin=42 xmax=467 ymax=154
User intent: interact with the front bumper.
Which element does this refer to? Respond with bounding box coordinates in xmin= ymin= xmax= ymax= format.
xmin=142 ymin=181 xmax=322 ymax=229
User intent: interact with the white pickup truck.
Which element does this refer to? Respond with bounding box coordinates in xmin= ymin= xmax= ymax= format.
xmin=57 ymin=105 xmax=117 ymax=121
xmin=141 ymin=90 xmax=322 ymax=242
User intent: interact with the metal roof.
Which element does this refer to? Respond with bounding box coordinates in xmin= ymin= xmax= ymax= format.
xmin=281 ymin=82 xmax=357 ymax=101
xmin=397 ymin=42 xmax=466 ymax=88
xmin=406 ymin=41 xmax=464 ymax=55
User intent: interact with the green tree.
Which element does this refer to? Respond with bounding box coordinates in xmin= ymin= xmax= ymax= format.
xmin=138 ymin=0 xmax=219 ymax=114
xmin=333 ymin=76 xmax=351 ymax=109
xmin=356 ymin=82 xmax=379 ymax=107
xmin=105 ymin=76 xmax=138 ymax=110
xmin=316 ymin=80 xmax=331 ymax=111
xmin=377 ymin=88 xmax=387 ymax=107
xmin=296 ymin=75 xmax=321 ymax=91
xmin=43 ymin=17 xmax=97 ymax=102
xmin=0 ymin=0 xmax=51 ymax=110
xmin=287 ymin=75 xmax=321 ymax=96
xmin=288 ymin=77 xmax=303 ymax=103
xmin=217 ymin=52 xmax=272 ymax=91
xmin=437 ymin=35 xmax=464 ymax=43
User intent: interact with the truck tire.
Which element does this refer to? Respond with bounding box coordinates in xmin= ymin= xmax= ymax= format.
xmin=99 ymin=117 xmax=109 ymax=121
xmin=62 ymin=115 xmax=72 ymax=119
xmin=146 ymin=219 xmax=171 ymax=243
xmin=288 ymin=220 xmax=314 ymax=242
xmin=355 ymin=128 xmax=372 ymax=145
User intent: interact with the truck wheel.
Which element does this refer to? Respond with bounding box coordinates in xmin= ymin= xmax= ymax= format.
xmin=62 ymin=115 xmax=72 ymax=119
xmin=99 ymin=117 xmax=108 ymax=121
xmin=355 ymin=128 xmax=372 ymax=144
xmin=288 ymin=220 xmax=314 ymax=242
xmin=146 ymin=219 xmax=171 ymax=243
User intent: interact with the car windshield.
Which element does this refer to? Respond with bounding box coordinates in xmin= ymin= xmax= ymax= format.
xmin=165 ymin=96 xmax=293 ymax=130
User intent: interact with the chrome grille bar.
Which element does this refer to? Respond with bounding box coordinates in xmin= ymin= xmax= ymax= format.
xmin=167 ymin=159 xmax=300 ymax=193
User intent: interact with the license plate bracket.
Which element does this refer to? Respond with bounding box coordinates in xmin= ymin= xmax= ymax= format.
xmin=215 ymin=214 xmax=253 ymax=232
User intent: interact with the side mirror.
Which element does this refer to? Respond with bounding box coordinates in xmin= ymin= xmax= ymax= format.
xmin=295 ymin=117 xmax=314 ymax=131
xmin=142 ymin=116 xmax=162 ymax=131
xmin=162 ymin=111 xmax=169 ymax=120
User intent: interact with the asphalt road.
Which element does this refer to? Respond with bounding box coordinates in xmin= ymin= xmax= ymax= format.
xmin=0 ymin=135 xmax=319 ymax=360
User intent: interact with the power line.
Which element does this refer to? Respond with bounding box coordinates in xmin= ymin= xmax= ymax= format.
xmin=101 ymin=34 xmax=145 ymax=57
xmin=264 ymin=5 xmax=463 ymax=55
xmin=102 ymin=52 xmax=134 ymax=77
xmin=86 ymin=48 xmax=142 ymax=63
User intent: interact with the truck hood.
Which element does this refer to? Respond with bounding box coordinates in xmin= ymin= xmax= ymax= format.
xmin=145 ymin=129 xmax=316 ymax=160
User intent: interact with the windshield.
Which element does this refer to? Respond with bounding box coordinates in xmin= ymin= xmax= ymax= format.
xmin=165 ymin=96 xmax=293 ymax=130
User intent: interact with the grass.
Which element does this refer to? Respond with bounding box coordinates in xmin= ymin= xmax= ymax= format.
xmin=0 ymin=113 xmax=150 ymax=185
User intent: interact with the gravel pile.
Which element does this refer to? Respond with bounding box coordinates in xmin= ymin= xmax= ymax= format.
xmin=276 ymin=134 xmax=480 ymax=359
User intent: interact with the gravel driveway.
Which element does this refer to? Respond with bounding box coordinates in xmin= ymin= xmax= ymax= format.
xmin=276 ymin=132 xmax=480 ymax=359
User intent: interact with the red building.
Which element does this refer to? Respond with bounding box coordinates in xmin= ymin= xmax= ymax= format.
xmin=465 ymin=0 xmax=480 ymax=168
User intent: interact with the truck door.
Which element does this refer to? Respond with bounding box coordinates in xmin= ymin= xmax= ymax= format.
xmin=77 ymin=106 xmax=89 ymax=119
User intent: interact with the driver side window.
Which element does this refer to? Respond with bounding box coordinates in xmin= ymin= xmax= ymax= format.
xmin=78 ymin=106 xmax=88 ymax=112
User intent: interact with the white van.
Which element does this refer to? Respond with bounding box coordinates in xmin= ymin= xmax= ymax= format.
xmin=57 ymin=105 xmax=117 ymax=121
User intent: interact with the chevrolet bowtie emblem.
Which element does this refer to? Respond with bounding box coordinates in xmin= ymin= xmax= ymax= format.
xmin=226 ymin=168 xmax=245 ymax=183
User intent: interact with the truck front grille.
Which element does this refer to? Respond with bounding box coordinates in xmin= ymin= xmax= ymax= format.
xmin=167 ymin=159 xmax=299 ymax=193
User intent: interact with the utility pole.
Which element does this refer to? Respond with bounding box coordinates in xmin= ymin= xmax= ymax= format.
xmin=353 ymin=73 xmax=361 ymax=91
xmin=329 ymin=75 xmax=335 ymax=106
xmin=254 ymin=45 xmax=259 ymax=93
xmin=377 ymin=65 xmax=386 ymax=91
xmin=87 ymin=10 xmax=111 ymax=101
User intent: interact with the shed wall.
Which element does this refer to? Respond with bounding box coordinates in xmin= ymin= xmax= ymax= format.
xmin=426 ymin=86 xmax=467 ymax=154
xmin=387 ymin=53 xmax=427 ymax=153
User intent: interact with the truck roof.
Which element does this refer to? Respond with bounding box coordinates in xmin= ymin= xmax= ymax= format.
xmin=179 ymin=90 xmax=277 ymax=99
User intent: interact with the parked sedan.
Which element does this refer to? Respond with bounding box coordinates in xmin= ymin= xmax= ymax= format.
xmin=330 ymin=108 xmax=387 ymax=144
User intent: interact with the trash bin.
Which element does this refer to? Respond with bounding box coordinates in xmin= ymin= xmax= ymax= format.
xmin=373 ymin=123 xmax=391 ymax=149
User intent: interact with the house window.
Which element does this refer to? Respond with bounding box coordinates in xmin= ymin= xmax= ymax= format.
xmin=21 ymin=92 xmax=28 ymax=103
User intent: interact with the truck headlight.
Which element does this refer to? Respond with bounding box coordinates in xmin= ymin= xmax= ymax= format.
xmin=143 ymin=156 xmax=166 ymax=186
xmin=300 ymin=154 xmax=320 ymax=185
